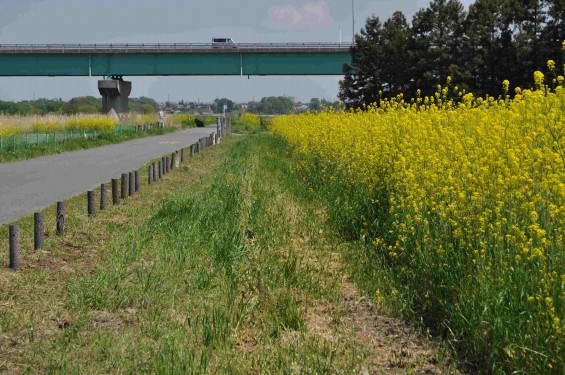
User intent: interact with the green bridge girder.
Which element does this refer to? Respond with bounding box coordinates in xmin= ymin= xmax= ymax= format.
xmin=0 ymin=49 xmax=351 ymax=76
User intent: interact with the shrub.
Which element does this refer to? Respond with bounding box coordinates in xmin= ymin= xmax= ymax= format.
xmin=66 ymin=117 xmax=118 ymax=132
xmin=31 ymin=121 xmax=63 ymax=133
xmin=0 ymin=124 xmax=22 ymax=137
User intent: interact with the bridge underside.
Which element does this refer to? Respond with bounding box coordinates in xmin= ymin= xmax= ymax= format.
xmin=0 ymin=53 xmax=349 ymax=76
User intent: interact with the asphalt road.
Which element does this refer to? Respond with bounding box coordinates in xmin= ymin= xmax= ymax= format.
xmin=0 ymin=125 xmax=217 ymax=225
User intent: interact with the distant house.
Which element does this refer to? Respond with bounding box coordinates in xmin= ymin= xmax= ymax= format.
xmin=197 ymin=105 xmax=213 ymax=114
xmin=294 ymin=103 xmax=309 ymax=112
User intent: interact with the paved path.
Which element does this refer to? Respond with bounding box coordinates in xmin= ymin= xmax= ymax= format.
xmin=0 ymin=125 xmax=216 ymax=224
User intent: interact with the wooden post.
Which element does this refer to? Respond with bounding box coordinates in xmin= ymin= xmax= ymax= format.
xmin=87 ymin=190 xmax=95 ymax=217
xmin=148 ymin=164 xmax=153 ymax=185
xmin=153 ymin=162 xmax=157 ymax=181
xmin=190 ymin=144 xmax=194 ymax=156
xmin=9 ymin=225 xmax=20 ymax=269
xmin=175 ymin=151 xmax=180 ymax=168
xmin=161 ymin=157 xmax=166 ymax=175
xmin=57 ymin=201 xmax=65 ymax=235
xmin=165 ymin=157 xmax=170 ymax=173
xmin=180 ymin=148 xmax=184 ymax=162
xmin=129 ymin=171 xmax=134 ymax=196
xmin=100 ymin=183 xmax=108 ymax=210
xmin=34 ymin=212 xmax=44 ymax=251
xmin=112 ymin=178 xmax=120 ymax=205
xmin=121 ymin=173 xmax=128 ymax=199
xmin=135 ymin=170 xmax=140 ymax=192
xmin=170 ymin=152 xmax=176 ymax=170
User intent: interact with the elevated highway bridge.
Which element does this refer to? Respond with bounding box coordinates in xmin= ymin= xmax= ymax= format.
xmin=0 ymin=43 xmax=351 ymax=112
xmin=0 ymin=43 xmax=351 ymax=76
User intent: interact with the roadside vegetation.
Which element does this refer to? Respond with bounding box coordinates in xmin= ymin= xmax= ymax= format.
xmin=0 ymin=113 xmax=204 ymax=163
xmin=0 ymin=134 xmax=458 ymax=373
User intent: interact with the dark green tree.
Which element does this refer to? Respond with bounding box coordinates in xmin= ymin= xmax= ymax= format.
xmin=248 ymin=96 xmax=293 ymax=114
xmin=309 ymin=98 xmax=322 ymax=111
xmin=380 ymin=11 xmax=413 ymax=95
xmin=513 ymin=0 xmax=550 ymax=83
xmin=338 ymin=15 xmax=385 ymax=107
xmin=212 ymin=98 xmax=234 ymax=113
xmin=541 ymin=0 xmax=565 ymax=65
xmin=411 ymin=0 xmax=466 ymax=95
xmin=461 ymin=0 xmax=519 ymax=94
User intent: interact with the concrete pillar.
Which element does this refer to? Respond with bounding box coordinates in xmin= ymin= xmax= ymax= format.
xmin=98 ymin=79 xmax=132 ymax=114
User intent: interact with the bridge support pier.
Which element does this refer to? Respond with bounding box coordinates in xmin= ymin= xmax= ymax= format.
xmin=98 ymin=79 xmax=132 ymax=114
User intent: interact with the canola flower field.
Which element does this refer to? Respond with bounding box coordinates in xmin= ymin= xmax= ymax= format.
xmin=0 ymin=114 xmax=164 ymax=137
xmin=271 ymin=64 xmax=564 ymax=372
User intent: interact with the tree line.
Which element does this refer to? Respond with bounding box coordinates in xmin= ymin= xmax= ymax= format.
xmin=0 ymin=96 xmax=160 ymax=115
xmin=339 ymin=0 xmax=565 ymax=108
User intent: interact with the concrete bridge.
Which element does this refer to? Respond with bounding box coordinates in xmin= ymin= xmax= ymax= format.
xmin=0 ymin=43 xmax=351 ymax=113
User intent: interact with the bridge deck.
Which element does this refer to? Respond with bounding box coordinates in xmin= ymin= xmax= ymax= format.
xmin=0 ymin=43 xmax=351 ymax=76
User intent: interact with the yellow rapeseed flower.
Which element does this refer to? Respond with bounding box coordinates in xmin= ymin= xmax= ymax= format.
xmin=533 ymin=71 xmax=544 ymax=86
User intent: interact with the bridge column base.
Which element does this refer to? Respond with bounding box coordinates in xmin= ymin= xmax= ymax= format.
xmin=98 ymin=79 xmax=132 ymax=114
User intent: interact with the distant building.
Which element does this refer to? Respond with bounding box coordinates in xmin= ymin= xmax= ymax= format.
xmin=294 ymin=103 xmax=309 ymax=112
xmin=196 ymin=105 xmax=213 ymax=114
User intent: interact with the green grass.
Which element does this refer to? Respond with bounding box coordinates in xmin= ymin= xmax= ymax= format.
xmin=0 ymin=127 xmax=177 ymax=163
xmin=0 ymin=133 xmax=458 ymax=373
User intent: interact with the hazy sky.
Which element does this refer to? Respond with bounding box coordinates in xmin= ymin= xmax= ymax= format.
xmin=0 ymin=0 xmax=475 ymax=103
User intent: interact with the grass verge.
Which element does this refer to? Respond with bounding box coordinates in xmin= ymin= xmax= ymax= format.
xmin=0 ymin=133 xmax=458 ymax=373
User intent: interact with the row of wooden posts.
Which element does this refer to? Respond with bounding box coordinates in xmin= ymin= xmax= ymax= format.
xmin=7 ymin=128 xmax=225 ymax=270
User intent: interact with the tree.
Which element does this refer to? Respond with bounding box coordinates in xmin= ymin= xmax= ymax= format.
xmin=309 ymin=98 xmax=322 ymax=111
xmin=411 ymin=0 xmax=466 ymax=95
xmin=140 ymin=104 xmax=155 ymax=114
xmin=541 ymin=0 xmax=565 ymax=66
xmin=212 ymin=98 xmax=234 ymax=113
xmin=129 ymin=97 xmax=159 ymax=113
xmin=513 ymin=0 xmax=550 ymax=83
xmin=461 ymin=0 xmax=519 ymax=94
xmin=338 ymin=15 xmax=386 ymax=107
xmin=248 ymin=96 xmax=293 ymax=114
xmin=380 ymin=11 xmax=413 ymax=95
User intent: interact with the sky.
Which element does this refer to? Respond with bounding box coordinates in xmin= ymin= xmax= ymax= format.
xmin=0 ymin=0 xmax=475 ymax=104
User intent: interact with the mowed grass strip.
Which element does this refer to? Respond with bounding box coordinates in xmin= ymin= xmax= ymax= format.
xmin=0 ymin=134 xmax=458 ymax=373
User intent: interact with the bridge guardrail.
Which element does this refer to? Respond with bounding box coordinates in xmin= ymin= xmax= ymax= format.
xmin=0 ymin=42 xmax=352 ymax=52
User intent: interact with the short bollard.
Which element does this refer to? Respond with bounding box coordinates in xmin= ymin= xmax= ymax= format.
xmin=112 ymin=178 xmax=120 ymax=205
xmin=135 ymin=170 xmax=140 ymax=192
xmin=180 ymin=148 xmax=185 ymax=162
xmin=152 ymin=162 xmax=157 ymax=181
xmin=170 ymin=152 xmax=176 ymax=170
xmin=175 ymin=151 xmax=180 ymax=168
xmin=190 ymin=144 xmax=194 ymax=156
xmin=161 ymin=157 xmax=166 ymax=176
xmin=87 ymin=190 xmax=95 ymax=217
xmin=148 ymin=165 xmax=153 ymax=185
xmin=34 ymin=212 xmax=44 ymax=251
xmin=57 ymin=201 xmax=66 ymax=235
xmin=129 ymin=171 xmax=134 ymax=196
xmin=121 ymin=173 xmax=128 ymax=199
xmin=9 ymin=225 xmax=20 ymax=269
xmin=100 ymin=183 xmax=108 ymax=210
xmin=166 ymin=157 xmax=170 ymax=173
